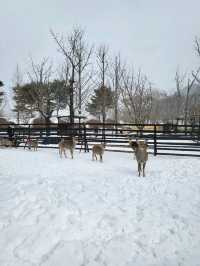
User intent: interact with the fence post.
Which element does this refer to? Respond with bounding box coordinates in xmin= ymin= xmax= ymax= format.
xmin=115 ymin=123 xmax=118 ymax=136
xmin=102 ymin=121 xmax=106 ymax=145
xmin=153 ymin=124 xmax=157 ymax=156
xmin=28 ymin=124 xmax=31 ymax=140
xmin=84 ymin=123 xmax=86 ymax=152
xmin=83 ymin=123 xmax=88 ymax=152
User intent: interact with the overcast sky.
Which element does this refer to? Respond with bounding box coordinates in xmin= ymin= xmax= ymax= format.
xmin=1 ymin=0 xmax=200 ymax=94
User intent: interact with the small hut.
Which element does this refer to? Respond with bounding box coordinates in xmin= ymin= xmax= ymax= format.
xmin=0 ymin=117 xmax=14 ymax=129
xmin=31 ymin=118 xmax=46 ymax=129
xmin=105 ymin=119 xmax=115 ymax=129
xmin=86 ymin=119 xmax=101 ymax=128
xmin=31 ymin=117 xmax=56 ymax=128
xmin=57 ymin=115 xmax=86 ymax=136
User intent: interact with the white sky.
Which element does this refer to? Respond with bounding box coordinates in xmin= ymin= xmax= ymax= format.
xmin=0 ymin=0 xmax=200 ymax=94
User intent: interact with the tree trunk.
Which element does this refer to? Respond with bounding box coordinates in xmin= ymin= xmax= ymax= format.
xmin=102 ymin=54 xmax=106 ymax=124
xmin=17 ymin=111 xmax=20 ymax=124
xmin=78 ymin=62 xmax=82 ymax=116
xmin=69 ymin=67 xmax=75 ymax=125
xmin=114 ymin=68 xmax=118 ymax=125
xmin=44 ymin=116 xmax=51 ymax=136
xmin=184 ymin=88 xmax=190 ymax=126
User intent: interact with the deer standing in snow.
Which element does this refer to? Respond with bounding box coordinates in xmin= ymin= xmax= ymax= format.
xmin=58 ymin=137 xmax=77 ymax=159
xmin=92 ymin=144 xmax=105 ymax=162
xmin=129 ymin=139 xmax=148 ymax=177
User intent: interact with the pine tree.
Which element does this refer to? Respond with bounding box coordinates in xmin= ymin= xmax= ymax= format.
xmin=13 ymin=84 xmax=33 ymax=122
xmin=13 ymin=80 xmax=69 ymax=123
xmin=86 ymin=86 xmax=114 ymax=121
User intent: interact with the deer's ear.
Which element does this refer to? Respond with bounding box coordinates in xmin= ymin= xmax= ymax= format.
xmin=131 ymin=141 xmax=138 ymax=148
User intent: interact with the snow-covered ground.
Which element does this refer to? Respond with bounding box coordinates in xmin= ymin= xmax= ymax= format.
xmin=0 ymin=148 xmax=200 ymax=266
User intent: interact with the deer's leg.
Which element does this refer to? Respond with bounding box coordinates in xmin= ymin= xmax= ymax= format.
xmin=92 ymin=151 xmax=95 ymax=161
xmin=80 ymin=142 xmax=82 ymax=153
xmin=59 ymin=147 xmax=62 ymax=158
xmin=64 ymin=149 xmax=67 ymax=158
xmin=138 ymin=162 xmax=141 ymax=177
xmin=70 ymin=149 xmax=73 ymax=159
xmin=143 ymin=162 xmax=146 ymax=177
xmin=100 ymin=154 xmax=103 ymax=162
xmin=28 ymin=141 xmax=31 ymax=150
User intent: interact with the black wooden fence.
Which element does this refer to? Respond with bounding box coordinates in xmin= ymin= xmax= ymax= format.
xmin=0 ymin=122 xmax=200 ymax=157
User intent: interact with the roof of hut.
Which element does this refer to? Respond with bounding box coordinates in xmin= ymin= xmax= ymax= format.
xmin=31 ymin=117 xmax=56 ymax=128
xmin=0 ymin=117 xmax=14 ymax=128
xmin=86 ymin=118 xmax=101 ymax=124
xmin=105 ymin=119 xmax=115 ymax=124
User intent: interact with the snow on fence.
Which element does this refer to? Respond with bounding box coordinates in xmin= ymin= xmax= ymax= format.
xmin=0 ymin=122 xmax=200 ymax=157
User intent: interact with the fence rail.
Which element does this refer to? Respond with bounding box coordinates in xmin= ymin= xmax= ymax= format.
xmin=0 ymin=122 xmax=200 ymax=157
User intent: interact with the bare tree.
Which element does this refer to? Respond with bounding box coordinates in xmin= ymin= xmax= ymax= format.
xmin=192 ymin=38 xmax=200 ymax=84
xmin=121 ymin=69 xmax=152 ymax=126
xmin=96 ymin=45 xmax=110 ymax=123
xmin=55 ymin=62 xmax=70 ymax=116
xmin=195 ymin=37 xmax=200 ymax=57
xmin=174 ymin=68 xmax=186 ymax=119
xmin=75 ymin=29 xmax=93 ymax=116
xmin=184 ymin=75 xmax=197 ymax=125
xmin=27 ymin=57 xmax=56 ymax=124
xmin=110 ymin=54 xmax=124 ymax=124
xmin=188 ymin=92 xmax=200 ymax=122
xmin=0 ymin=80 xmax=4 ymax=115
xmin=189 ymin=37 xmax=200 ymax=122
xmin=51 ymin=27 xmax=92 ymax=123
xmin=149 ymin=89 xmax=167 ymax=123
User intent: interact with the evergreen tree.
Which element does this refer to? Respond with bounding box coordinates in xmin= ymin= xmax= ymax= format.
xmin=13 ymin=80 xmax=70 ymax=123
xmin=13 ymin=83 xmax=34 ymax=122
xmin=86 ymin=86 xmax=114 ymax=121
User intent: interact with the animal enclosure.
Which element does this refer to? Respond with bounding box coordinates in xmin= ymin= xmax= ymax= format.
xmin=0 ymin=122 xmax=200 ymax=157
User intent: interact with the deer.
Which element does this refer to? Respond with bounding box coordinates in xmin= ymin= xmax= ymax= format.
xmin=92 ymin=144 xmax=105 ymax=162
xmin=129 ymin=139 xmax=148 ymax=177
xmin=30 ymin=139 xmax=39 ymax=151
xmin=24 ymin=138 xmax=39 ymax=151
xmin=58 ymin=136 xmax=78 ymax=159
xmin=0 ymin=138 xmax=13 ymax=148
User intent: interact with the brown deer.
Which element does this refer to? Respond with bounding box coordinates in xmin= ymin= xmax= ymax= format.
xmin=129 ymin=139 xmax=148 ymax=177
xmin=92 ymin=144 xmax=105 ymax=162
xmin=30 ymin=140 xmax=39 ymax=151
xmin=58 ymin=137 xmax=77 ymax=159
xmin=24 ymin=138 xmax=38 ymax=151
xmin=0 ymin=138 xmax=13 ymax=148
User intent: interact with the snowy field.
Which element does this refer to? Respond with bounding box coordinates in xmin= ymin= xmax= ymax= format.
xmin=0 ymin=148 xmax=200 ymax=266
